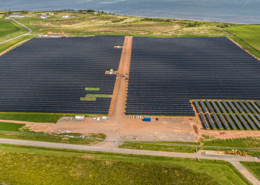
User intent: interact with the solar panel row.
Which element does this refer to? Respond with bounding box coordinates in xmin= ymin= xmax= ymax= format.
xmin=194 ymin=100 xmax=260 ymax=114
xmin=199 ymin=112 xmax=260 ymax=130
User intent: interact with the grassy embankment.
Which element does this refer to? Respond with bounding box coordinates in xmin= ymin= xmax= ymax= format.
xmin=0 ymin=19 xmax=28 ymax=42
xmin=0 ymin=122 xmax=105 ymax=145
xmin=119 ymin=136 xmax=260 ymax=157
xmin=0 ymin=35 xmax=34 ymax=53
xmin=0 ymin=144 xmax=251 ymax=185
xmin=240 ymin=162 xmax=260 ymax=181
xmin=226 ymin=25 xmax=260 ymax=59
xmin=12 ymin=10 xmax=236 ymax=37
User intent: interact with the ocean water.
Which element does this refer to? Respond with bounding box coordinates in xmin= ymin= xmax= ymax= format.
xmin=1 ymin=0 xmax=260 ymax=24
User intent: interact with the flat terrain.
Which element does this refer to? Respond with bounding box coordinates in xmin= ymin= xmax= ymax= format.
xmin=0 ymin=143 xmax=253 ymax=185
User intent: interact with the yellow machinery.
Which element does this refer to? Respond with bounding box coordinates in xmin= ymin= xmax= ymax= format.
xmin=225 ymin=149 xmax=247 ymax=157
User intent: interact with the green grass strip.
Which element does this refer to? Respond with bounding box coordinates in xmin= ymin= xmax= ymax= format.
xmin=0 ymin=112 xmax=88 ymax=123
xmin=0 ymin=122 xmax=25 ymax=131
xmin=85 ymin=87 xmax=100 ymax=91
xmin=0 ymin=143 xmax=251 ymax=185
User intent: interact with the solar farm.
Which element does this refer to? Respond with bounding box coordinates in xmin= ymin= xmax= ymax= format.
xmin=0 ymin=36 xmax=124 ymax=114
xmin=1 ymin=35 xmax=260 ymax=132
xmin=126 ymin=37 xmax=260 ymax=117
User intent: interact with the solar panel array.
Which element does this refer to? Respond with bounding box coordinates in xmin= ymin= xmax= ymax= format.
xmin=126 ymin=37 xmax=260 ymax=116
xmin=194 ymin=100 xmax=260 ymax=130
xmin=0 ymin=36 xmax=124 ymax=114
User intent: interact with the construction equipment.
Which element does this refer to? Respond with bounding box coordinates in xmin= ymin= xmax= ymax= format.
xmin=225 ymin=149 xmax=247 ymax=157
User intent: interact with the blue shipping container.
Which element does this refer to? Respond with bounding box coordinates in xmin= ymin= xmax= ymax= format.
xmin=143 ymin=117 xmax=151 ymax=122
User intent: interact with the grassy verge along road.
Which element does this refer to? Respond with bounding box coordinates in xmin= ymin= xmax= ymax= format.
xmin=241 ymin=162 xmax=260 ymax=181
xmin=0 ymin=143 xmax=252 ymax=185
xmin=119 ymin=136 xmax=260 ymax=157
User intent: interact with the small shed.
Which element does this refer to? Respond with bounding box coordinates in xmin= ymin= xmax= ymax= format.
xmin=75 ymin=115 xmax=85 ymax=121
xmin=143 ymin=117 xmax=151 ymax=122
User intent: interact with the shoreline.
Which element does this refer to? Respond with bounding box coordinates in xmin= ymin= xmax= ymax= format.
xmin=0 ymin=9 xmax=258 ymax=25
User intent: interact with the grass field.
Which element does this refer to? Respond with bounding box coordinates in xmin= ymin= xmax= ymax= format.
xmin=0 ymin=144 xmax=251 ymax=185
xmin=0 ymin=20 xmax=27 ymax=42
xmin=226 ymin=25 xmax=260 ymax=52
xmin=240 ymin=162 xmax=260 ymax=181
xmin=0 ymin=112 xmax=88 ymax=123
xmin=227 ymin=35 xmax=260 ymax=59
xmin=13 ymin=11 xmax=235 ymax=37
xmin=0 ymin=122 xmax=25 ymax=131
xmin=119 ymin=136 xmax=260 ymax=157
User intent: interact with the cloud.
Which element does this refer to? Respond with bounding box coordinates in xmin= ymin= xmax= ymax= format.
xmin=99 ymin=0 xmax=126 ymax=4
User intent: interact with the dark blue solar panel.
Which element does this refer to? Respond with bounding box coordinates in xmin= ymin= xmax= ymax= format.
xmin=233 ymin=100 xmax=244 ymax=113
xmin=199 ymin=100 xmax=207 ymax=113
xmin=211 ymin=100 xmax=220 ymax=113
xmin=250 ymin=101 xmax=260 ymax=113
xmin=218 ymin=113 xmax=230 ymax=129
xmin=255 ymin=101 xmax=260 ymax=109
xmin=249 ymin=113 xmax=260 ymax=129
xmin=222 ymin=100 xmax=232 ymax=113
xmin=244 ymin=100 xmax=257 ymax=113
xmin=242 ymin=113 xmax=257 ymax=130
xmin=227 ymin=100 xmax=238 ymax=113
xmin=239 ymin=100 xmax=250 ymax=113
xmin=216 ymin=100 xmax=226 ymax=113
xmin=199 ymin=113 xmax=209 ymax=129
xmin=194 ymin=100 xmax=202 ymax=113
xmin=205 ymin=113 xmax=216 ymax=129
xmin=212 ymin=113 xmax=223 ymax=129
xmin=224 ymin=113 xmax=237 ymax=130
xmin=236 ymin=113 xmax=249 ymax=130
xmin=205 ymin=100 xmax=214 ymax=113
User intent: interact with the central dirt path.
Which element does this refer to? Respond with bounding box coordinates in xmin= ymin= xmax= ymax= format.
xmin=108 ymin=36 xmax=132 ymax=118
xmin=0 ymin=138 xmax=259 ymax=185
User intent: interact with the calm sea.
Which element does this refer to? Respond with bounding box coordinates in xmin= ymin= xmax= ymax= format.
xmin=1 ymin=0 xmax=260 ymax=24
